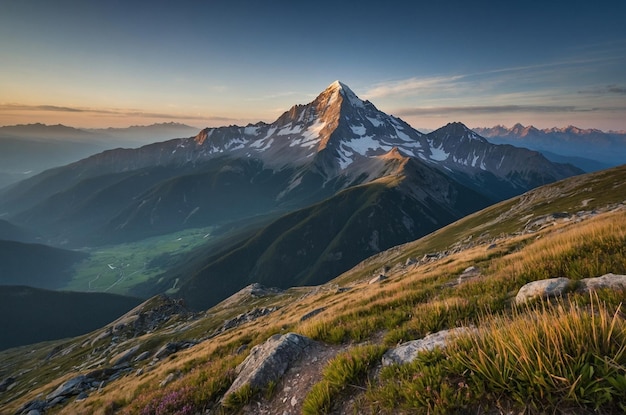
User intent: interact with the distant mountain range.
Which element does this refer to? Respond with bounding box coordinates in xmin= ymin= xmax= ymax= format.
xmin=0 ymin=122 xmax=199 ymax=189
xmin=474 ymin=123 xmax=626 ymax=171
xmin=0 ymin=81 xmax=583 ymax=310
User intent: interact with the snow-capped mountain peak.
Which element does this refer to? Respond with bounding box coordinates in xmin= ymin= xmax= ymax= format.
xmin=326 ymin=80 xmax=366 ymax=109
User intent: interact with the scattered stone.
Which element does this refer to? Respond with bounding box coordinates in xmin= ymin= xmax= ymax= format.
xmin=76 ymin=391 xmax=89 ymax=402
xmin=212 ymin=307 xmax=279 ymax=336
xmin=17 ymin=400 xmax=46 ymax=415
xmin=46 ymin=375 xmax=88 ymax=401
xmin=369 ymin=274 xmax=387 ymax=284
xmin=107 ymin=294 xmax=191 ymax=342
xmin=160 ymin=372 xmax=178 ymax=387
xmin=153 ymin=340 xmax=197 ymax=360
xmin=457 ymin=266 xmax=481 ymax=284
xmin=0 ymin=376 xmax=15 ymax=392
xmin=222 ymin=333 xmax=312 ymax=403
xmin=291 ymin=396 xmax=298 ymax=407
xmin=249 ymin=283 xmax=284 ymax=297
xmin=109 ymin=345 xmax=140 ymax=366
xmin=299 ymin=307 xmax=326 ymax=322
xmin=515 ymin=277 xmax=572 ymax=304
xmin=134 ymin=351 xmax=151 ymax=362
xmin=382 ymin=327 xmax=476 ymax=366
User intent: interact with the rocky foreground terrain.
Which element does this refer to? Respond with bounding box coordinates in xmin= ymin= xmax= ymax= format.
xmin=2 ymin=165 xmax=626 ymax=414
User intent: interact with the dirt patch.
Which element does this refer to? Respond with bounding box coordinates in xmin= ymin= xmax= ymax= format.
xmin=240 ymin=340 xmax=347 ymax=415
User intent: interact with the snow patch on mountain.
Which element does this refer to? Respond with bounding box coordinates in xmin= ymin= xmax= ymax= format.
xmin=430 ymin=146 xmax=449 ymax=161
xmin=350 ymin=124 xmax=367 ymax=136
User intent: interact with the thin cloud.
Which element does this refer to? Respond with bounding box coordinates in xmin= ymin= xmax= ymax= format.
xmin=608 ymin=85 xmax=626 ymax=95
xmin=364 ymin=55 xmax=625 ymax=101
xmin=394 ymin=105 xmax=616 ymax=117
xmin=364 ymin=75 xmax=465 ymax=99
xmin=0 ymin=103 xmax=237 ymax=122
xmin=578 ymin=84 xmax=626 ymax=96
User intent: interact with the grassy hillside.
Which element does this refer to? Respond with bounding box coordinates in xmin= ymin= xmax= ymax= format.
xmin=1 ymin=165 xmax=625 ymax=414
xmin=170 ymin=170 xmax=490 ymax=310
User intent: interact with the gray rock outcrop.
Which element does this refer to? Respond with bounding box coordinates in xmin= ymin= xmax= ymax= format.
xmin=515 ymin=273 xmax=626 ymax=304
xmin=515 ymin=277 xmax=572 ymax=304
xmin=580 ymin=273 xmax=626 ymax=292
xmin=369 ymin=274 xmax=387 ymax=284
xmin=222 ymin=333 xmax=312 ymax=402
xmin=382 ymin=327 xmax=475 ymax=366
xmin=457 ymin=266 xmax=481 ymax=284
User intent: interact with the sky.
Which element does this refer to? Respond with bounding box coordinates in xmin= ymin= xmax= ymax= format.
xmin=1 ymin=0 xmax=625 ymax=132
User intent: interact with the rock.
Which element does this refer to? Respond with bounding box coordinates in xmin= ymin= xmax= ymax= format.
xmin=46 ymin=375 xmax=88 ymax=401
xmin=580 ymin=273 xmax=626 ymax=292
xmin=109 ymin=345 xmax=140 ymax=366
xmin=299 ymin=307 xmax=326 ymax=322
xmin=369 ymin=274 xmax=387 ymax=284
xmin=222 ymin=333 xmax=312 ymax=402
xmin=213 ymin=307 xmax=279 ymax=336
xmin=515 ymin=277 xmax=572 ymax=304
xmin=17 ymin=400 xmax=46 ymax=415
xmin=457 ymin=266 xmax=481 ymax=284
xmin=160 ymin=372 xmax=178 ymax=387
xmin=382 ymin=327 xmax=475 ymax=366
xmin=153 ymin=340 xmax=197 ymax=360
xmin=134 ymin=350 xmax=151 ymax=362
xmin=76 ymin=391 xmax=89 ymax=401
xmin=0 ymin=376 xmax=15 ymax=392
xmin=249 ymin=283 xmax=284 ymax=297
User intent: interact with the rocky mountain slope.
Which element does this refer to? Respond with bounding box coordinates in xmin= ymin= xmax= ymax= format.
xmin=1 ymin=164 xmax=624 ymax=415
xmin=0 ymin=82 xmax=580 ymax=246
xmin=0 ymin=83 xmax=582 ymax=312
xmin=475 ymin=123 xmax=626 ymax=170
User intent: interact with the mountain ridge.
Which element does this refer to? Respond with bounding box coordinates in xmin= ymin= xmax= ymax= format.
xmin=474 ymin=123 xmax=626 ymax=169
xmin=0 ymin=81 xmax=582 ymax=311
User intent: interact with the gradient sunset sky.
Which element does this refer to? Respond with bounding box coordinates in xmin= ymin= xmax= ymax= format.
xmin=1 ymin=0 xmax=625 ymax=131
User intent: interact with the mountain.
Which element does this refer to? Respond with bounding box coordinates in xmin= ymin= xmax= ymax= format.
xmin=474 ymin=123 xmax=626 ymax=170
xmin=0 ymin=240 xmax=88 ymax=289
xmin=1 ymin=165 xmax=624 ymax=415
xmin=0 ymin=123 xmax=200 ymax=189
xmin=0 ymin=82 xmax=582 ymax=310
xmin=146 ymin=157 xmax=491 ymax=309
xmin=86 ymin=122 xmax=199 ymax=142
xmin=426 ymin=122 xmax=582 ymax=199
xmin=0 ymin=286 xmax=142 ymax=350
xmin=0 ymin=219 xmax=37 ymax=243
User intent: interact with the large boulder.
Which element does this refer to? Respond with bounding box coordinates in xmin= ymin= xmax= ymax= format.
xmin=382 ymin=327 xmax=475 ymax=366
xmin=222 ymin=333 xmax=312 ymax=402
xmin=580 ymin=273 xmax=626 ymax=292
xmin=515 ymin=277 xmax=571 ymax=304
xmin=515 ymin=274 xmax=626 ymax=305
